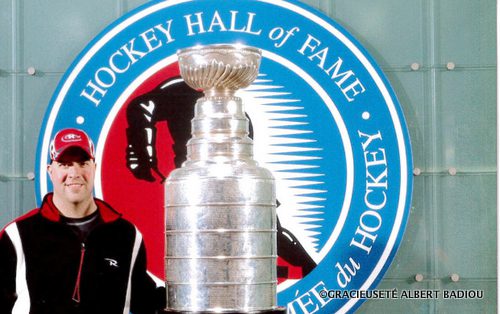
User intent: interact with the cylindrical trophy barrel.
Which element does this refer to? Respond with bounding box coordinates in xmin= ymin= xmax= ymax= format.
xmin=164 ymin=45 xmax=283 ymax=313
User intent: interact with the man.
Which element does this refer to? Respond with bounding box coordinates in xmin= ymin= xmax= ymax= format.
xmin=0 ymin=128 xmax=165 ymax=314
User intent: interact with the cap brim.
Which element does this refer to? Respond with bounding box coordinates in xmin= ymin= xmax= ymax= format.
xmin=53 ymin=145 xmax=94 ymax=162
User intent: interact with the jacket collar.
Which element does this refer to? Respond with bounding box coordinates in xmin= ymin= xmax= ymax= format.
xmin=40 ymin=193 xmax=122 ymax=223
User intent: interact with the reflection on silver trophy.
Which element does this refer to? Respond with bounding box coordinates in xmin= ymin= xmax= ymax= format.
xmin=164 ymin=44 xmax=284 ymax=313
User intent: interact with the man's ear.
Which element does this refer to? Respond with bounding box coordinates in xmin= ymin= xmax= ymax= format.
xmin=47 ymin=163 xmax=53 ymax=178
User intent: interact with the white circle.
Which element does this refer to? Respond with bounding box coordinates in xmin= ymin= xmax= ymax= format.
xmin=94 ymin=51 xmax=354 ymax=268
xmin=76 ymin=116 xmax=85 ymax=124
xmin=362 ymin=111 xmax=370 ymax=120
xmin=27 ymin=67 xmax=36 ymax=75
xmin=38 ymin=3 xmax=412 ymax=313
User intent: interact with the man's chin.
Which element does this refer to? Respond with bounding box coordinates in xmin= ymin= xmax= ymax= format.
xmin=64 ymin=191 xmax=91 ymax=203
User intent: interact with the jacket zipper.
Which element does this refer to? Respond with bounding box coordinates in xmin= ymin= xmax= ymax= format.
xmin=72 ymin=242 xmax=86 ymax=303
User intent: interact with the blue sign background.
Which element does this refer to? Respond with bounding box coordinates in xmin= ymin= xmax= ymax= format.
xmin=35 ymin=0 xmax=413 ymax=312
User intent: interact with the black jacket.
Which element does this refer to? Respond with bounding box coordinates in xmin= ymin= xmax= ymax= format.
xmin=0 ymin=193 xmax=165 ymax=314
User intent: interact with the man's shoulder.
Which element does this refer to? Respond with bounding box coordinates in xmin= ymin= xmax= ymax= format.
xmin=109 ymin=217 xmax=142 ymax=237
xmin=0 ymin=208 xmax=41 ymax=238
xmin=93 ymin=198 xmax=144 ymax=238
xmin=94 ymin=197 xmax=123 ymax=222
xmin=94 ymin=198 xmax=141 ymax=231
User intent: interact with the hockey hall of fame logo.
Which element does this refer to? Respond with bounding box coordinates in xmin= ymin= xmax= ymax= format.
xmin=35 ymin=0 xmax=413 ymax=313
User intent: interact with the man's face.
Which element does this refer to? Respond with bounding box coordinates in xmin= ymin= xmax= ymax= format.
xmin=47 ymin=148 xmax=96 ymax=206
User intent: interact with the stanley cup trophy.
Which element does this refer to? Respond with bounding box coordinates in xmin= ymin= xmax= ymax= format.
xmin=164 ymin=44 xmax=285 ymax=313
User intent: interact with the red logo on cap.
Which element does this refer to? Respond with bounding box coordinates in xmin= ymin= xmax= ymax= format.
xmin=61 ymin=133 xmax=83 ymax=143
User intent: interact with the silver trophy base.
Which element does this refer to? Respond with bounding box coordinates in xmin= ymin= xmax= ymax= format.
xmin=162 ymin=308 xmax=286 ymax=314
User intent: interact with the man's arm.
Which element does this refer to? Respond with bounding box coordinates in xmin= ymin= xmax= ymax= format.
xmin=0 ymin=230 xmax=17 ymax=313
xmin=130 ymin=241 xmax=166 ymax=314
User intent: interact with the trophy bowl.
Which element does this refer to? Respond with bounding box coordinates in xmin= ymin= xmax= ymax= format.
xmin=177 ymin=44 xmax=262 ymax=93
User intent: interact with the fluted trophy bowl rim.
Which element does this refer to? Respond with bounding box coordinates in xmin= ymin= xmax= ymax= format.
xmin=177 ymin=43 xmax=262 ymax=93
xmin=177 ymin=43 xmax=261 ymax=57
